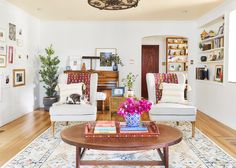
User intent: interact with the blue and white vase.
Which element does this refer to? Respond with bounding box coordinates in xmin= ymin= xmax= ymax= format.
xmin=125 ymin=113 xmax=140 ymax=127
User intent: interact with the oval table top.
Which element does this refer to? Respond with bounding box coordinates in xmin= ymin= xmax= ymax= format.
xmin=61 ymin=123 xmax=183 ymax=151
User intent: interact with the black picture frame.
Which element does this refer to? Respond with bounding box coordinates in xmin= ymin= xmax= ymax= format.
xmin=112 ymin=87 xmax=125 ymax=97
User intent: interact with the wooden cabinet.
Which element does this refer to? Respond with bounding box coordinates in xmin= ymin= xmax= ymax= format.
xmin=109 ymin=97 xmax=126 ymax=120
xmin=64 ymin=70 xmax=119 ymax=110
xmin=166 ymin=37 xmax=188 ymax=74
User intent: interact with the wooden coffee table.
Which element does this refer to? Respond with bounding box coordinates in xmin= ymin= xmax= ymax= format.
xmin=61 ymin=123 xmax=182 ymax=168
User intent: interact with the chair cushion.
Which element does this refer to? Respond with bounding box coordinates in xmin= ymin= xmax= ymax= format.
xmin=150 ymin=103 xmax=196 ymax=116
xmin=49 ymin=103 xmax=96 ymax=115
xmin=160 ymin=83 xmax=185 ymax=104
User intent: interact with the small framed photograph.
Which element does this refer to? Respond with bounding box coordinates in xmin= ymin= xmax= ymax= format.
xmin=0 ymin=44 xmax=6 ymax=55
xmin=8 ymin=46 xmax=14 ymax=64
xmin=13 ymin=69 xmax=25 ymax=87
xmin=112 ymin=87 xmax=125 ymax=97
xmin=95 ymin=48 xmax=117 ymax=70
xmin=0 ymin=55 xmax=6 ymax=68
xmin=215 ymin=65 xmax=223 ymax=82
xmin=0 ymin=29 xmax=6 ymax=42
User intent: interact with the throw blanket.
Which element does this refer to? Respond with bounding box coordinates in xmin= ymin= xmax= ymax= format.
xmin=154 ymin=73 xmax=178 ymax=103
xmin=67 ymin=73 xmax=91 ymax=100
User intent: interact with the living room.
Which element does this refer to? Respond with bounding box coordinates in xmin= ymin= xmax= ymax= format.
xmin=0 ymin=0 xmax=236 ymax=167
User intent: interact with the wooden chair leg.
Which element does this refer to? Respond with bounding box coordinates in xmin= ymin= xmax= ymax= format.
xmin=191 ymin=121 xmax=196 ymax=138
xmin=102 ymin=100 xmax=105 ymax=113
xmin=51 ymin=121 xmax=55 ymax=137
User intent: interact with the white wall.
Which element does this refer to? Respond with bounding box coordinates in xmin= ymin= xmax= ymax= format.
xmin=40 ymin=21 xmax=197 ymax=106
xmin=0 ymin=0 xmax=40 ymax=126
xmin=196 ymin=0 xmax=236 ymax=130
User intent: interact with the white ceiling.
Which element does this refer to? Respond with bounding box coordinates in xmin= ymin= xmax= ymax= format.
xmin=7 ymin=0 xmax=225 ymax=21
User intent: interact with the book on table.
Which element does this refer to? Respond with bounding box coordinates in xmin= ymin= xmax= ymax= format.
xmin=94 ymin=121 xmax=116 ymax=134
xmin=120 ymin=122 xmax=148 ymax=133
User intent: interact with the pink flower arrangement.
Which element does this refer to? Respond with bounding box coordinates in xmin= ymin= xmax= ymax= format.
xmin=118 ymin=98 xmax=152 ymax=117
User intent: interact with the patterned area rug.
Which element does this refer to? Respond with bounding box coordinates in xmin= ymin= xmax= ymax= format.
xmin=2 ymin=122 xmax=236 ymax=168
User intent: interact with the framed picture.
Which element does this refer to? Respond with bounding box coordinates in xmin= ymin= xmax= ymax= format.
xmin=0 ymin=29 xmax=6 ymax=42
xmin=0 ymin=55 xmax=6 ymax=67
xmin=69 ymin=56 xmax=81 ymax=70
xmin=215 ymin=65 xmax=223 ymax=82
xmin=9 ymin=23 xmax=16 ymax=41
xmin=95 ymin=48 xmax=116 ymax=70
xmin=0 ymin=44 xmax=6 ymax=55
xmin=13 ymin=69 xmax=25 ymax=87
xmin=8 ymin=46 xmax=14 ymax=64
xmin=112 ymin=87 xmax=125 ymax=97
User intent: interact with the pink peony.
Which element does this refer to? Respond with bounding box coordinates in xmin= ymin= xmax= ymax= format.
xmin=118 ymin=98 xmax=152 ymax=117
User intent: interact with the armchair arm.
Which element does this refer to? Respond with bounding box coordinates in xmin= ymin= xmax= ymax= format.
xmin=146 ymin=73 xmax=157 ymax=104
xmin=89 ymin=73 xmax=98 ymax=106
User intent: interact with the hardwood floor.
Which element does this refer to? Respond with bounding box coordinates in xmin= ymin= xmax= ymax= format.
xmin=0 ymin=109 xmax=236 ymax=166
xmin=0 ymin=109 xmax=51 ymax=166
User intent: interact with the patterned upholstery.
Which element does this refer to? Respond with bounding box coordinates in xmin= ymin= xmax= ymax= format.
xmin=67 ymin=73 xmax=91 ymax=100
xmin=153 ymin=73 xmax=178 ymax=103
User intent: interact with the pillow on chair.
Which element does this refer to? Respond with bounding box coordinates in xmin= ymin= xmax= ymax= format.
xmin=159 ymin=83 xmax=185 ymax=104
xmin=57 ymin=83 xmax=84 ymax=103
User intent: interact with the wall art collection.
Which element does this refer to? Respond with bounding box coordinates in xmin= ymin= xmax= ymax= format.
xmin=0 ymin=23 xmax=26 ymax=87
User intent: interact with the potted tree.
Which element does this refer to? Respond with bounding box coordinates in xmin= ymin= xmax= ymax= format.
xmin=111 ymin=54 xmax=124 ymax=71
xmin=39 ymin=45 xmax=60 ymax=111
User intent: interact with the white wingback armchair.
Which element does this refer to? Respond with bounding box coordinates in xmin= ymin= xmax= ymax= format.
xmin=49 ymin=73 xmax=98 ymax=136
xmin=146 ymin=73 xmax=197 ymax=137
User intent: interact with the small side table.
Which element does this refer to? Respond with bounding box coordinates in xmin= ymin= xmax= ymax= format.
xmin=109 ymin=97 xmax=126 ymax=120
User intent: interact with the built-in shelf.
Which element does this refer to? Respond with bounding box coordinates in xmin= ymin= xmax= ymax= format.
xmin=168 ymin=48 xmax=187 ymax=50
xmin=201 ymin=34 xmax=224 ymax=43
xmin=196 ymin=79 xmax=224 ymax=85
xmin=169 ymin=61 xmax=187 ymax=64
xmin=198 ymin=60 xmax=224 ymax=64
xmin=200 ymin=47 xmax=224 ymax=53
xmin=168 ymin=55 xmax=188 ymax=57
xmin=197 ymin=15 xmax=225 ymax=83
xmin=166 ymin=37 xmax=189 ymax=73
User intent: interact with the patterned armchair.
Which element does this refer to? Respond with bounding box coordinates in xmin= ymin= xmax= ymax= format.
xmin=146 ymin=73 xmax=196 ymax=137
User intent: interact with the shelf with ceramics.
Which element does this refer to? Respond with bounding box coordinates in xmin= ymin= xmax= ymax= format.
xmin=166 ymin=37 xmax=188 ymax=73
xmin=197 ymin=15 xmax=225 ymax=84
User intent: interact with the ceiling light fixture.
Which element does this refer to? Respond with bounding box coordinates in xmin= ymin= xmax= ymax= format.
xmin=88 ymin=0 xmax=139 ymax=10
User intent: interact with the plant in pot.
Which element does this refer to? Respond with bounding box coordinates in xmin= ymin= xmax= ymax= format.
xmin=111 ymin=54 xmax=124 ymax=71
xmin=39 ymin=45 xmax=60 ymax=111
xmin=118 ymin=98 xmax=152 ymax=127
xmin=122 ymin=73 xmax=138 ymax=97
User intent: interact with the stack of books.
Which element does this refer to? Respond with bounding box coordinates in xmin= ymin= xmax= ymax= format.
xmin=94 ymin=121 xmax=116 ymax=134
xmin=120 ymin=122 xmax=148 ymax=133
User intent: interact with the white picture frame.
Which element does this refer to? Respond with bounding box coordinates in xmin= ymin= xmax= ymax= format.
xmin=95 ymin=48 xmax=117 ymax=70
xmin=69 ymin=56 xmax=81 ymax=70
